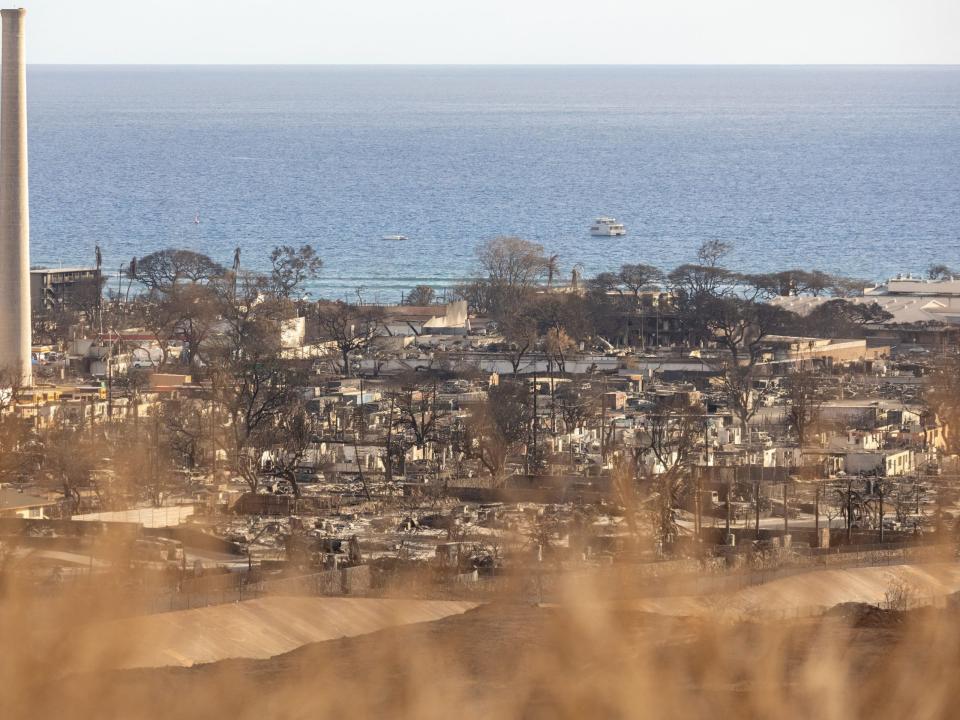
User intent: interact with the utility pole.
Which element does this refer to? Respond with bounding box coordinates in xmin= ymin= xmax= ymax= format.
xmin=152 ymin=409 xmax=161 ymax=506
xmin=814 ymin=481 xmax=821 ymax=544
xmin=655 ymin=304 xmax=660 ymax=347
xmin=358 ymin=370 xmax=365 ymax=438
xmin=531 ymin=376 xmax=538 ymax=478
xmin=600 ymin=375 xmax=608 ymax=465
xmin=95 ymin=244 xmax=102 ymax=328
xmin=847 ymin=475 xmax=856 ymax=543
xmin=696 ymin=420 xmax=711 ymax=542
xmin=639 ymin=305 xmax=645 ymax=351
xmin=878 ymin=481 xmax=885 ymax=544
xmin=210 ymin=395 xmax=217 ymax=473
xmin=431 ymin=379 xmax=438 ymax=466
xmin=725 ymin=465 xmax=733 ymax=537
xmin=106 ymin=326 xmax=114 ymax=420
xmin=384 ymin=393 xmax=395 ymax=482
xmin=755 ymin=462 xmax=762 ymax=539
xmin=694 ymin=470 xmax=702 ymax=541
xmin=549 ymin=364 xmax=556 ymax=436
xmin=783 ymin=476 xmax=789 ymax=539
xmin=915 ymin=473 xmax=921 ymax=516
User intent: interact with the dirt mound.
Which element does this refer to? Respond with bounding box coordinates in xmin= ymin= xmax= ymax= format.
xmin=63 ymin=596 xmax=480 ymax=671
xmin=22 ymin=598 xmax=960 ymax=720
xmin=825 ymin=602 xmax=905 ymax=628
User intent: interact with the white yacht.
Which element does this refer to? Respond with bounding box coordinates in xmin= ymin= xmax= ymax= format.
xmin=381 ymin=234 xmax=408 ymax=241
xmin=590 ymin=217 xmax=626 ymax=236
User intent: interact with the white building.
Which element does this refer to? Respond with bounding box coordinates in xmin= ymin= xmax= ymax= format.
xmin=770 ymin=276 xmax=960 ymax=328
xmin=843 ymin=449 xmax=915 ymax=477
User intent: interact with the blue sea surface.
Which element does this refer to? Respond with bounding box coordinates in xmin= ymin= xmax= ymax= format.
xmin=27 ymin=65 xmax=960 ymax=300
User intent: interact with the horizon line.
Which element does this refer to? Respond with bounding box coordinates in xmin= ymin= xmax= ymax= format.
xmin=23 ymin=62 xmax=960 ymax=68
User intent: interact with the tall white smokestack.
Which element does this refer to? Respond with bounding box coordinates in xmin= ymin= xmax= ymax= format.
xmin=0 ymin=8 xmax=31 ymax=385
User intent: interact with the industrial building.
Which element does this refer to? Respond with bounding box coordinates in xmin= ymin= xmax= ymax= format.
xmin=30 ymin=266 xmax=100 ymax=312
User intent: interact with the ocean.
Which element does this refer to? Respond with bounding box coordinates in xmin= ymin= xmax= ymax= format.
xmin=27 ymin=65 xmax=960 ymax=301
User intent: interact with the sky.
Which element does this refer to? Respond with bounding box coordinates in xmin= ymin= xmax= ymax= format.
xmin=14 ymin=0 xmax=960 ymax=65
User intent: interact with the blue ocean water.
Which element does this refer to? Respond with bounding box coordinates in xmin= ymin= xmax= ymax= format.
xmin=27 ymin=65 xmax=960 ymax=300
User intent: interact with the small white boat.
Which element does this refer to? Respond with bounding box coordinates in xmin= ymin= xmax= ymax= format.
xmin=381 ymin=234 xmax=408 ymax=241
xmin=590 ymin=217 xmax=626 ymax=236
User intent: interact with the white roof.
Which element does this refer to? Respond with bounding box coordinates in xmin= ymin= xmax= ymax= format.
xmin=770 ymin=294 xmax=960 ymax=326
xmin=868 ymin=277 xmax=960 ymax=296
